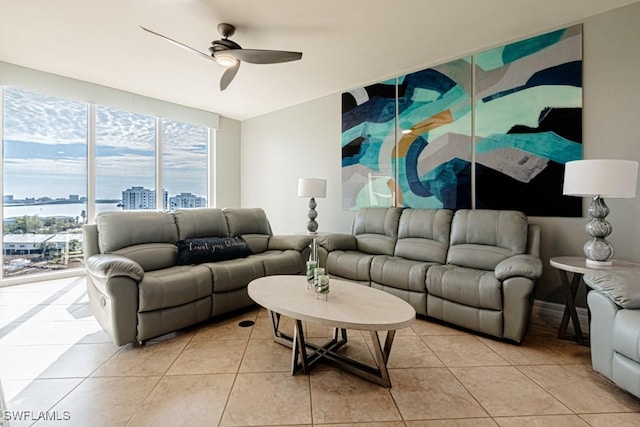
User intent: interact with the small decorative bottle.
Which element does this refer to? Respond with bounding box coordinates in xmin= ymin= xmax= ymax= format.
xmin=316 ymin=274 xmax=330 ymax=300
xmin=313 ymin=267 xmax=325 ymax=290
xmin=305 ymin=260 xmax=317 ymax=290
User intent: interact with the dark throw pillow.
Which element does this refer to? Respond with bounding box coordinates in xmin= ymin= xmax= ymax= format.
xmin=176 ymin=236 xmax=253 ymax=265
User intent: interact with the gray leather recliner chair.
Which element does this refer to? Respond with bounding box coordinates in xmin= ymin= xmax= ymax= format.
xmin=584 ymin=270 xmax=640 ymax=399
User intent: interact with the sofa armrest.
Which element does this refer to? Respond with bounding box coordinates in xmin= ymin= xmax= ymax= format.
xmin=87 ymin=254 xmax=144 ymax=282
xmin=584 ymin=270 xmax=640 ymax=309
xmin=495 ymin=255 xmax=543 ymax=281
xmin=317 ymin=233 xmax=357 ymax=251
xmin=268 ymin=235 xmax=313 ymax=252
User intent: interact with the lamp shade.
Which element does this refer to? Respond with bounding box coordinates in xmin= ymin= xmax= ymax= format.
xmin=563 ymin=159 xmax=639 ymax=198
xmin=298 ymin=178 xmax=327 ymax=198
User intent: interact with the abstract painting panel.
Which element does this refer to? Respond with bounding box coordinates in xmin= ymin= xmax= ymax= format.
xmin=474 ymin=24 xmax=583 ymax=216
xmin=395 ymin=59 xmax=472 ymax=209
xmin=342 ymin=80 xmax=397 ymax=210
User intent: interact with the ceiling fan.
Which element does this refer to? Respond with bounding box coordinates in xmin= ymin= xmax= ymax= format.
xmin=140 ymin=23 xmax=303 ymax=91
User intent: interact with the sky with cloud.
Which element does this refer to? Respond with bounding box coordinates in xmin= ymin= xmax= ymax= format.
xmin=3 ymin=87 xmax=208 ymax=200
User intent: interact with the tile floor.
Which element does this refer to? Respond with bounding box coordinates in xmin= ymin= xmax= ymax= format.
xmin=1 ymin=276 xmax=640 ymax=426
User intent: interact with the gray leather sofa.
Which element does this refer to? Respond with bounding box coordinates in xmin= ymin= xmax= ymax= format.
xmin=83 ymin=207 xmax=311 ymax=346
xmin=317 ymin=207 xmax=542 ymax=343
xmin=584 ymin=270 xmax=640 ymax=398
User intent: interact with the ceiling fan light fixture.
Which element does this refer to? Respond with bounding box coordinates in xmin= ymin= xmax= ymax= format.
xmin=140 ymin=23 xmax=302 ymax=91
xmin=216 ymin=54 xmax=237 ymax=67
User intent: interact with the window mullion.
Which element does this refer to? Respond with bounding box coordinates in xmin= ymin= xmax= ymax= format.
xmin=87 ymin=104 xmax=96 ymax=223
xmin=156 ymin=118 xmax=163 ymax=210
xmin=209 ymin=128 xmax=216 ymax=208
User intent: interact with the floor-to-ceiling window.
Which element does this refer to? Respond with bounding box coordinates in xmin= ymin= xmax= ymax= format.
xmin=2 ymin=87 xmax=88 ymax=279
xmin=1 ymin=86 xmax=211 ymax=281
xmin=162 ymin=119 xmax=209 ymax=209
xmin=95 ymin=106 xmax=157 ymax=212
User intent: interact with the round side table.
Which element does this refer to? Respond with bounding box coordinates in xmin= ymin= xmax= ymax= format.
xmin=550 ymin=256 xmax=640 ymax=346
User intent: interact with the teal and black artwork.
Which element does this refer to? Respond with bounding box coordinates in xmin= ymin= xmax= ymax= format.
xmin=474 ymin=25 xmax=582 ymax=216
xmin=341 ymin=24 xmax=582 ymax=216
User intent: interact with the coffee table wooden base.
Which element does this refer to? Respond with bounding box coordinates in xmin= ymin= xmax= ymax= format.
xmin=269 ymin=311 xmax=396 ymax=388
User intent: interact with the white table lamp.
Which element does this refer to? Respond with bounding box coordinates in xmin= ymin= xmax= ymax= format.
xmin=563 ymin=159 xmax=639 ymax=267
xmin=298 ymin=178 xmax=327 ymax=235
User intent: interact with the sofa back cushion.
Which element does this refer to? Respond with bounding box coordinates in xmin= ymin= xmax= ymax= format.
xmin=447 ymin=209 xmax=528 ymax=270
xmin=395 ymin=209 xmax=453 ymax=263
xmin=112 ymin=243 xmax=178 ymax=272
xmin=174 ymin=208 xmax=229 ymax=240
xmin=96 ymin=211 xmax=178 ymax=271
xmin=223 ymin=208 xmax=272 ymax=253
xmin=352 ymin=207 xmax=402 ymax=256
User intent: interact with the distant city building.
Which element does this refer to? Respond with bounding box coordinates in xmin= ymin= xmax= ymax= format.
xmin=69 ymin=194 xmax=79 ymax=202
xmin=3 ymin=195 xmax=13 ymax=203
xmin=121 ymin=186 xmax=168 ymax=210
xmin=169 ymin=193 xmax=207 ymax=210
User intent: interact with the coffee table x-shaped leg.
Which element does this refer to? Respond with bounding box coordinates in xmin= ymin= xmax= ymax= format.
xmin=268 ymin=311 xmax=396 ymax=388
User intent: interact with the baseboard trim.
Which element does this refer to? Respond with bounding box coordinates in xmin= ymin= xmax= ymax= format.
xmin=531 ymin=299 xmax=588 ymax=333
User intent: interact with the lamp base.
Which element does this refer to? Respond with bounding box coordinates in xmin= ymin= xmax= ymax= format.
xmin=582 ymin=196 xmax=615 ymax=265
xmin=306 ymin=197 xmax=319 ymax=234
xmin=586 ymin=258 xmax=613 ymax=268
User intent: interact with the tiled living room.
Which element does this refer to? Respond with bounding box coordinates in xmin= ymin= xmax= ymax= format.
xmin=2 ymin=276 xmax=640 ymax=427
xmin=3 ymin=1 xmax=640 ymax=426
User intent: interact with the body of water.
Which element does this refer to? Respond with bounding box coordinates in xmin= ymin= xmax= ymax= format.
xmin=3 ymin=203 xmax=121 ymax=220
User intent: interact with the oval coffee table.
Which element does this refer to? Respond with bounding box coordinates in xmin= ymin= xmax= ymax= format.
xmin=248 ymin=275 xmax=416 ymax=388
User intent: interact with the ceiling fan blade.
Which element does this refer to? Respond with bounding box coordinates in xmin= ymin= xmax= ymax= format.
xmin=223 ymin=49 xmax=302 ymax=64
xmin=140 ymin=26 xmax=213 ymax=62
xmin=220 ymin=61 xmax=240 ymax=91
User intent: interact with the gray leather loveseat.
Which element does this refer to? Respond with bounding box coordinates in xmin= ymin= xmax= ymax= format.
xmin=317 ymin=208 xmax=542 ymax=343
xmin=83 ymin=207 xmax=311 ymax=346
xmin=584 ymin=270 xmax=640 ymax=399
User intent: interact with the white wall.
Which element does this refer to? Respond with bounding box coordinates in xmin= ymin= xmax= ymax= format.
xmin=240 ymin=94 xmax=355 ymax=234
xmin=240 ymin=2 xmax=640 ymax=304
xmin=214 ymin=116 xmax=242 ymax=208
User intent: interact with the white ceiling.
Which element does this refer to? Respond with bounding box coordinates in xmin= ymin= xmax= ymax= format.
xmin=1 ymin=0 xmax=638 ymax=121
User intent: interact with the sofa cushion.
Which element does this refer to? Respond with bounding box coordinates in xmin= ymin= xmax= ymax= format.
xmin=205 ymin=257 xmax=266 ymax=293
xmin=223 ymin=208 xmax=273 ymax=253
xmin=138 ymin=265 xmax=213 ymax=312
xmin=371 ymin=282 xmax=428 ymax=316
xmin=353 ymin=207 xmax=403 ymax=256
xmin=224 ymin=208 xmax=272 ymax=235
xmin=174 ymin=208 xmax=229 ymax=240
xmin=447 ymin=209 xmax=528 ymax=270
xmin=427 ymin=294 xmax=503 ymax=338
xmin=426 ymin=264 xmax=502 ymax=310
xmin=370 ymin=255 xmax=435 ymax=293
xmin=612 ymin=309 xmax=640 ymax=364
xmin=268 ymin=235 xmax=313 ymax=252
xmin=176 ymin=236 xmax=253 ymax=265
xmin=325 ymin=250 xmax=373 ymax=282
xmin=249 ymin=250 xmax=304 ymax=276
xmin=242 ymin=235 xmax=271 ymax=254
xmin=112 ymin=243 xmax=177 ymax=272
xmin=395 ymin=209 xmax=453 ymax=263
xmin=96 ymin=210 xmax=178 ymax=253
